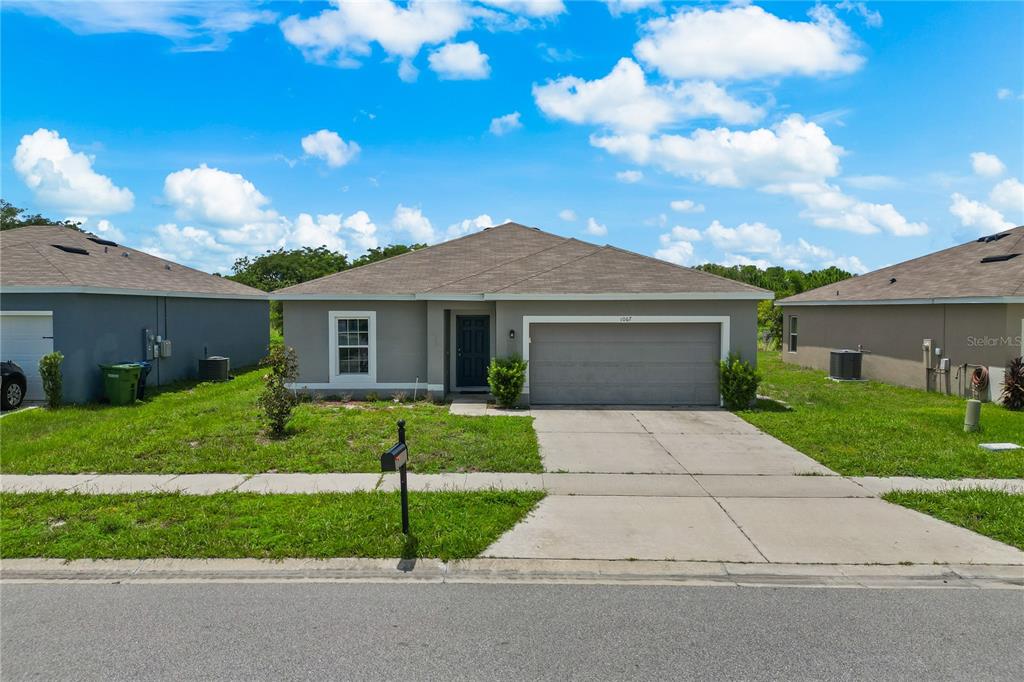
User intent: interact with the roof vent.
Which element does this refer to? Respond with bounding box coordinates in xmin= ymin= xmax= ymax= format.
xmin=122 ymin=252 xmax=130 ymax=257
xmin=51 ymin=244 xmax=89 ymax=255
xmin=165 ymin=264 xmax=172 ymax=270
xmin=87 ymin=236 xmax=118 ymax=247
xmin=977 ymin=233 xmax=1009 ymax=243
xmin=889 ymin=277 xmax=897 ymax=284
xmin=980 ymin=253 xmax=1020 ymax=263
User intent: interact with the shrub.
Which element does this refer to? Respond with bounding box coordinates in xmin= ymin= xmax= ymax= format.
xmin=1001 ymin=357 xmax=1024 ymax=410
xmin=365 ymin=391 xmax=379 ymax=402
xmin=38 ymin=351 xmax=64 ymax=409
xmin=391 ymin=391 xmax=408 ymax=403
xmin=257 ymin=344 xmax=298 ymax=437
xmin=487 ymin=355 xmax=528 ymax=408
xmin=719 ymin=353 xmax=760 ymax=410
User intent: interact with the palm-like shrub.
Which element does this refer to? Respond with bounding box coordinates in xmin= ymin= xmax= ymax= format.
xmin=39 ymin=351 xmax=64 ymax=409
xmin=719 ymin=353 xmax=760 ymax=410
xmin=487 ymin=355 xmax=528 ymax=408
xmin=1001 ymin=357 xmax=1024 ymax=410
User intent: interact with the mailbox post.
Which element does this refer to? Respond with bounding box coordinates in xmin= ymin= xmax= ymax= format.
xmin=380 ymin=419 xmax=410 ymax=534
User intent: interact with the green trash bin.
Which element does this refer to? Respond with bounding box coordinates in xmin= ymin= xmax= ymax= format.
xmin=99 ymin=364 xmax=142 ymax=406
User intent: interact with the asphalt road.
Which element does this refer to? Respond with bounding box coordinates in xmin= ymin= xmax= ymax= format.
xmin=2 ymin=583 xmax=1022 ymax=680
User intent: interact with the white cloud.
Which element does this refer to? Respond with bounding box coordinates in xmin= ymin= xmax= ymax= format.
xmin=705 ymin=220 xmax=782 ymax=254
xmin=591 ymin=115 xmax=842 ymax=187
xmin=428 ymin=41 xmax=491 ymax=80
xmin=533 ymin=58 xmax=763 ymax=135
xmin=292 ymin=213 xmax=347 ymax=252
xmin=605 ymin=0 xmax=661 ymax=17
xmin=616 ymin=169 xmax=644 ymax=183
xmin=489 ymin=111 xmax=523 ymax=136
xmin=393 ymin=204 xmax=437 ymax=243
xmin=301 ymin=129 xmax=361 ymax=168
xmin=72 ymin=216 xmax=126 ymax=243
xmin=830 ymin=255 xmax=869 ymax=274
xmin=949 ymin=193 xmax=1013 ymax=235
xmin=280 ymin=0 xmax=470 ymax=77
xmin=836 ymin=1 xmax=883 ymax=28
xmin=12 ymin=128 xmax=134 ymax=215
xmin=997 ymin=88 xmax=1013 ymax=100
xmin=667 ymin=225 xmax=702 ymax=241
xmin=655 ymin=232 xmax=696 ymax=265
xmin=633 ymin=5 xmax=864 ymax=80
xmin=9 ymin=0 xmax=275 ymax=51
xmin=989 ymin=178 xmax=1024 ymax=218
xmin=479 ymin=0 xmax=565 ymax=18
xmin=164 ymin=164 xmax=274 ymax=225
xmin=558 ymin=209 xmax=577 ymax=221
xmin=585 ymin=217 xmax=608 ymax=236
xmin=970 ymin=152 xmax=1006 ymax=178
xmin=343 ymin=211 xmax=381 ymax=252
xmin=670 ymin=199 xmax=705 ymax=213
xmin=446 ymin=214 xmax=494 ymax=240
xmin=592 ymin=116 xmax=926 ymax=237
xmin=721 ymin=253 xmax=773 ymax=269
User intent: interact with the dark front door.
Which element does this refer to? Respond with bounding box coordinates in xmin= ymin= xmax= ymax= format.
xmin=456 ymin=315 xmax=489 ymax=387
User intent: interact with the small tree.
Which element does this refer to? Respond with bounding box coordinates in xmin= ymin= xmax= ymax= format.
xmin=487 ymin=355 xmax=528 ymax=408
xmin=257 ymin=344 xmax=299 ymax=437
xmin=1001 ymin=357 xmax=1024 ymax=410
xmin=719 ymin=353 xmax=760 ymax=410
xmin=38 ymin=351 xmax=64 ymax=408
xmin=757 ymin=300 xmax=782 ymax=350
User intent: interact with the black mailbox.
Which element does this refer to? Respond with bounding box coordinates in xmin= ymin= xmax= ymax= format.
xmin=380 ymin=442 xmax=408 ymax=471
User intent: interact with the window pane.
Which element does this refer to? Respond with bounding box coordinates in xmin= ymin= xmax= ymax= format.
xmin=790 ymin=317 xmax=798 ymax=333
xmin=337 ymin=319 xmax=349 ymax=332
xmin=338 ymin=347 xmax=369 ymax=374
xmin=358 ymin=332 xmax=369 ymax=345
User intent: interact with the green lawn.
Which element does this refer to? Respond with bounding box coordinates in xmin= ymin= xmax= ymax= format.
xmin=0 ymin=490 xmax=543 ymax=561
xmin=738 ymin=352 xmax=1024 ymax=478
xmin=883 ymin=490 xmax=1024 ymax=550
xmin=0 ymin=369 xmax=540 ymax=474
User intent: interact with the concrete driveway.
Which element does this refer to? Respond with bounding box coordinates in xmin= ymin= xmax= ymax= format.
xmin=485 ymin=407 xmax=1024 ymax=566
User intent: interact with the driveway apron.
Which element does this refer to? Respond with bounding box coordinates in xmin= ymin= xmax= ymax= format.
xmin=484 ymin=407 xmax=1024 ymax=566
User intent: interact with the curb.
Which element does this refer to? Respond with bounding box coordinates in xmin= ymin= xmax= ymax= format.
xmin=2 ymin=558 xmax=1021 ymax=589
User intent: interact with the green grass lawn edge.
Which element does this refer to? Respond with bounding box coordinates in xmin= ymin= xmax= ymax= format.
xmin=0 ymin=490 xmax=544 ymax=561
xmin=883 ymin=489 xmax=1024 ymax=551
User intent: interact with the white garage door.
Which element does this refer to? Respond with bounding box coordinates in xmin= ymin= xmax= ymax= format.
xmin=528 ymin=322 xmax=721 ymax=405
xmin=0 ymin=312 xmax=54 ymax=402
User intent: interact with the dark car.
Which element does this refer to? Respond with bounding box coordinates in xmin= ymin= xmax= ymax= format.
xmin=1 ymin=361 xmax=27 ymax=410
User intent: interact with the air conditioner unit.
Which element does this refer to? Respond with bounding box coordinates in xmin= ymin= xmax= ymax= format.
xmin=829 ymin=350 xmax=863 ymax=380
xmin=198 ymin=356 xmax=230 ymax=382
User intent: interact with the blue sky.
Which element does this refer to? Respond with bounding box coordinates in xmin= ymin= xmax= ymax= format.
xmin=2 ymin=1 xmax=1022 ymax=276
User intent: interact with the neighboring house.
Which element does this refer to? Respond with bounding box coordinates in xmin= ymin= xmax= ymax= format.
xmin=273 ymin=222 xmax=771 ymax=405
xmin=0 ymin=225 xmax=269 ymax=403
xmin=778 ymin=226 xmax=1024 ymax=396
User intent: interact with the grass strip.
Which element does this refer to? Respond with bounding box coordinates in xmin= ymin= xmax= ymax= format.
xmin=882 ymin=489 xmax=1024 ymax=550
xmin=0 ymin=491 xmax=543 ymax=561
xmin=738 ymin=352 xmax=1024 ymax=478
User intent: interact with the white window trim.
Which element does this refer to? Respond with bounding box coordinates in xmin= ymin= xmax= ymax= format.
xmin=328 ymin=310 xmax=377 ymax=386
xmin=521 ymin=315 xmax=731 ymax=404
xmin=788 ymin=315 xmax=798 ymax=353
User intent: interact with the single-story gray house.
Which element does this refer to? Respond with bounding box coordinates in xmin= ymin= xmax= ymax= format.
xmin=273 ymin=222 xmax=771 ymax=405
xmin=778 ymin=225 xmax=1023 ymax=397
xmin=0 ymin=225 xmax=269 ymax=404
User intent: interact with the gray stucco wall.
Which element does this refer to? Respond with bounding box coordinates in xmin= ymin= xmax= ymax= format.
xmin=283 ymin=297 xmax=759 ymax=400
xmin=283 ymin=300 xmax=428 ymax=386
xmin=1 ymin=293 xmax=268 ymax=403
xmin=780 ymin=303 xmax=1023 ymax=392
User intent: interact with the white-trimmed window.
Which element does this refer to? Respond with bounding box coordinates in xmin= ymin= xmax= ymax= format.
xmin=329 ymin=311 xmax=376 ymax=382
xmin=788 ymin=316 xmax=798 ymax=353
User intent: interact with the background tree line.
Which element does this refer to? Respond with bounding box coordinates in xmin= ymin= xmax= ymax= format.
xmin=695 ymin=263 xmax=854 ymax=348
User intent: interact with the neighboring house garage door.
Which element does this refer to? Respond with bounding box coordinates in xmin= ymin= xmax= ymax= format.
xmin=528 ymin=322 xmax=720 ymax=405
xmin=0 ymin=312 xmax=54 ymax=402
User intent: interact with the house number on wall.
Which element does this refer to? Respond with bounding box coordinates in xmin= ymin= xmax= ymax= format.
xmin=619 ymin=316 xmax=632 ymax=323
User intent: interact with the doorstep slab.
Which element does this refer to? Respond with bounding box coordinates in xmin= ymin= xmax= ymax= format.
xmin=542 ymin=473 xmax=707 ymax=496
xmin=235 ymin=474 xmax=381 ymax=494
xmin=483 ymin=495 xmax=765 ymax=562
xmin=719 ymin=497 xmax=1024 ymax=565
xmin=449 ymin=403 xmax=486 ymax=416
xmin=655 ymin=433 xmax=835 ymax=475
xmin=694 ymin=475 xmax=870 ymax=498
xmin=0 ymin=475 xmax=97 ymax=493
xmin=157 ymin=474 xmax=248 ymax=495
xmin=632 ymin=410 xmax=763 ymax=435
xmin=531 ymin=409 xmax=646 ymax=434
xmin=540 ymin=432 xmax=687 ymax=474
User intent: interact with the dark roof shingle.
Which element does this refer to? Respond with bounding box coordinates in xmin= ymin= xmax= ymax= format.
xmin=275 ymin=222 xmax=768 ymax=297
xmin=1 ymin=225 xmax=265 ymax=298
xmin=780 ymin=226 xmax=1024 ymax=304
